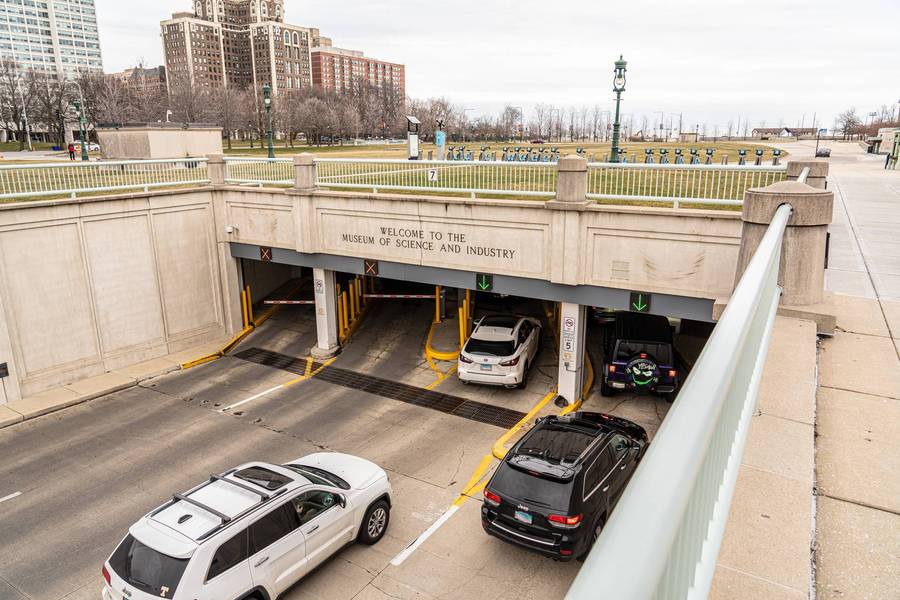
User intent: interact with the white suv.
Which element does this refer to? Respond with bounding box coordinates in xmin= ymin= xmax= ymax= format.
xmin=458 ymin=315 xmax=542 ymax=388
xmin=101 ymin=453 xmax=391 ymax=600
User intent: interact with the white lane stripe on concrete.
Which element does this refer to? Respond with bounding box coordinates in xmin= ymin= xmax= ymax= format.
xmin=219 ymin=384 xmax=286 ymax=413
xmin=390 ymin=505 xmax=459 ymax=567
xmin=0 ymin=491 xmax=22 ymax=504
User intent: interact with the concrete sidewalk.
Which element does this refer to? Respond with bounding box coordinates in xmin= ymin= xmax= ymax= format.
xmin=0 ymin=338 xmax=228 ymax=429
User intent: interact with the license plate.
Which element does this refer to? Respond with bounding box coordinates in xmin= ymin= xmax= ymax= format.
xmin=514 ymin=511 xmax=533 ymax=524
xmin=480 ymin=364 xmax=492 ymax=371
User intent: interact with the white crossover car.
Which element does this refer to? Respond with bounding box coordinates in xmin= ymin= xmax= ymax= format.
xmin=101 ymin=453 xmax=391 ymax=600
xmin=458 ymin=315 xmax=542 ymax=388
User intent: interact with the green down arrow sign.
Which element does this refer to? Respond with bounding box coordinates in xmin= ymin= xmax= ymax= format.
xmin=476 ymin=274 xmax=494 ymax=292
xmin=630 ymin=292 xmax=651 ymax=313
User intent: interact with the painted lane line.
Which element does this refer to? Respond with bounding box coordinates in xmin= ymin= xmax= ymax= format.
xmin=390 ymin=505 xmax=459 ymax=567
xmin=0 ymin=491 xmax=22 ymax=504
xmin=219 ymin=384 xmax=286 ymax=413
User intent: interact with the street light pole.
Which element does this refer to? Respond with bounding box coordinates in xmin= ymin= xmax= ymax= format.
xmin=263 ymin=83 xmax=274 ymax=159
xmin=610 ymin=55 xmax=627 ymax=163
xmin=73 ymin=99 xmax=88 ymax=161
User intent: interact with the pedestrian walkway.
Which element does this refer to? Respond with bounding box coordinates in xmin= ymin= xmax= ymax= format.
xmin=789 ymin=141 xmax=900 ymax=599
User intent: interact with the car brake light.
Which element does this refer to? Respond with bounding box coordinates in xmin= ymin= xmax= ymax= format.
xmin=460 ymin=355 xmax=473 ymax=364
xmin=560 ymin=549 xmax=574 ymax=556
xmin=484 ymin=489 xmax=501 ymax=507
xmin=607 ymin=364 xmax=616 ymax=374
xmin=102 ymin=565 xmax=111 ymax=585
xmin=640 ymin=353 xmax=648 ymax=359
xmin=668 ymin=369 xmax=677 ymax=378
xmin=548 ymin=513 xmax=583 ymax=528
xmin=499 ymin=356 xmax=520 ymax=366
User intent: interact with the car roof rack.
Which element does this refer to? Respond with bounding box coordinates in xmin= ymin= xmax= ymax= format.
xmin=149 ymin=468 xmax=292 ymax=542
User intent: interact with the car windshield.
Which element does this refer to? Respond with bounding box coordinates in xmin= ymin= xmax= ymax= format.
xmin=491 ymin=463 xmax=571 ymax=510
xmin=465 ymin=338 xmax=515 ymax=357
xmin=284 ymin=464 xmax=351 ymax=490
xmin=615 ymin=341 xmax=672 ymax=364
xmin=108 ymin=534 xmax=189 ymax=596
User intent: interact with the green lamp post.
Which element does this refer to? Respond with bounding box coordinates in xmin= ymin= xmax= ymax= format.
xmin=73 ymin=99 xmax=89 ymax=161
xmin=610 ymin=55 xmax=627 ymax=163
xmin=263 ymin=83 xmax=275 ymax=159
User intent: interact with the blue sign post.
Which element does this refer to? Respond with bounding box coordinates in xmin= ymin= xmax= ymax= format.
xmin=435 ymin=130 xmax=446 ymax=161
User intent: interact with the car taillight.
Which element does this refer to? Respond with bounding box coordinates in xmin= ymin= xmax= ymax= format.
xmin=484 ymin=489 xmax=501 ymax=507
xmin=560 ymin=549 xmax=574 ymax=556
xmin=102 ymin=565 xmax=111 ymax=585
xmin=607 ymin=364 xmax=616 ymax=374
xmin=668 ymin=369 xmax=677 ymax=378
xmin=460 ymin=355 xmax=473 ymax=364
xmin=499 ymin=356 xmax=520 ymax=366
xmin=548 ymin=513 xmax=583 ymax=528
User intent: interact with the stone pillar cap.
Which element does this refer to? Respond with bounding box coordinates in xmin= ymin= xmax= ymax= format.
xmin=557 ymin=154 xmax=588 ymax=172
xmin=206 ymin=153 xmax=225 ymax=162
xmin=786 ymin=160 xmax=829 ymax=178
xmin=294 ymin=153 xmax=315 ymax=166
xmin=743 ymin=181 xmax=833 ymax=226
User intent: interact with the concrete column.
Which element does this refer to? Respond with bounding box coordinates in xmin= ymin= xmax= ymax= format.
xmin=735 ymin=180 xmax=834 ymax=308
xmin=294 ymin=153 xmax=317 ymax=190
xmin=207 ymin=153 xmax=226 ymax=185
xmin=557 ymin=302 xmax=587 ymax=406
xmin=0 ymin=129 xmax=7 ymax=143
xmin=786 ymin=160 xmax=828 ymax=189
xmin=311 ymin=268 xmax=340 ymax=359
xmin=554 ymin=155 xmax=589 ymax=203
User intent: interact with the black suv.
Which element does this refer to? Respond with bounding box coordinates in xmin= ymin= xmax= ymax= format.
xmin=481 ymin=412 xmax=648 ymax=560
xmin=598 ymin=312 xmax=679 ymax=402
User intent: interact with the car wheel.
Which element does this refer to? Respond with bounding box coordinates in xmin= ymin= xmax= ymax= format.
xmin=663 ymin=391 xmax=676 ymax=403
xmin=577 ymin=516 xmax=606 ymax=562
xmin=600 ymin=379 xmax=615 ymax=397
xmin=516 ymin=365 xmax=529 ymax=389
xmin=358 ymin=500 xmax=390 ymax=545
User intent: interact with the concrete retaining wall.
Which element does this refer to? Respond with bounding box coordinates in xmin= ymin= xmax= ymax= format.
xmin=0 ymin=190 xmax=234 ymax=403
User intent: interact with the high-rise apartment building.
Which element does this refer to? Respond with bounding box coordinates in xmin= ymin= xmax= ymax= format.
xmin=160 ymin=0 xmax=404 ymax=97
xmin=161 ymin=0 xmax=327 ymax=93
xmin=311 ymin=47 xmax=405 ymax=97
xmin=0 ymin=0 xmax=103 ymax=75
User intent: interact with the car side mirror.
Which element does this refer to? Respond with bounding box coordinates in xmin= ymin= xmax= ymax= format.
xmin=337 ymin=494 xmax=346 ymax=509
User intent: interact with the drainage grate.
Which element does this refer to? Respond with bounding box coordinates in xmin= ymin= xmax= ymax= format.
xmin=234 ymin=347 xmax=528 ymax=429
xmin=233 ymin=347 xmax=319 ymax=376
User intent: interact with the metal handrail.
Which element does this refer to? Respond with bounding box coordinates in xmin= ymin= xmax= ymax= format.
xmin=567 ymin=203 xmax=793 ymax=600
xmin=0 ymin=157 xmax=210 ymax=200
xmin=223 ymin=156 xmax=293 ymax=185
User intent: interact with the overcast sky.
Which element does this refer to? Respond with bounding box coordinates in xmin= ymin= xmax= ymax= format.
xmin=96 ymin=0 xmax=899 ymax=130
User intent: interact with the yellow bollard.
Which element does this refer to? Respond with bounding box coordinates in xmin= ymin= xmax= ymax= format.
xmin=458 ymin=307 xmax=466 ymax=349
xmin=245 ymin=286 xmax=254 ymax=325
xmin=240 ymin=289 xmax=249 ymax=328
xmin=341 ymin=292 xmax=349 ymax=335
xmin=348 ymin=281 xmax=356 ymax=322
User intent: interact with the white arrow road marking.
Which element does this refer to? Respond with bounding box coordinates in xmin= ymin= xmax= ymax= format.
xmin=0 ymin=491 xmax=22 ymax=504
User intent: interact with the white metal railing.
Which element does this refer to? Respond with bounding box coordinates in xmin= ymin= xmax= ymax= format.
xmin=223 ymin=156 xmax=293 ymax=185
xmin=0 ymin=158 xmax=209 ymax=200
xmin=567 ymin=204 xmax=792 ymax=600
xmin=586 ymin=162 xmax=787 ymax=207
xmin=315 ymin=158 xmax=557 ymax=198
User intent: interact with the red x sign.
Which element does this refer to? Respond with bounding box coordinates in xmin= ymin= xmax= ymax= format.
xmin=364 ymin=259 xmax=379 ymax=276
xmin=260 ymin=247 xmax=273 ymax=261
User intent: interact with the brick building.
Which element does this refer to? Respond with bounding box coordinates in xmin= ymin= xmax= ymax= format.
xmin=109 ymin=66 xmax=168 ymax=96
xmin=311 ymin=47 xmax=405 ymax=97
xmin=160 ymin=1 xmax=402 ymax=96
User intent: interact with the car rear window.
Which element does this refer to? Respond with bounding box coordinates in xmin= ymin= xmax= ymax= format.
xmin=109 ymin=534 xmax=189 ymax=597
xmin=614 ymin=341 xmax=672 ymax=364
xmin=479 ymin=315 xmax=520 ymax=329
xmin=490 ymin=463 xmax=571 ymax=510
xmin=465 ymin=338 xmax=515 ymax=357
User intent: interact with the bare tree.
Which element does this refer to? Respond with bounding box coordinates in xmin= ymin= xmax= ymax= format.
xmin=837 ymin=108 xmax=861 ymax=140
xmin=168 ymin=74 xmax=211 ymax=123
xmin=0 ymin=58 xmax=35 ymax=150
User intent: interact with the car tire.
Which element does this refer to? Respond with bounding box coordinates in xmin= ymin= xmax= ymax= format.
xmin=358 ymin=500 xmax=390 ymax=545
xmin=663 ymin=391 xmax=676 ymax=403
xmin=516 ymin=365 xmax=529 ymax=390
xmin=577 ymin=516 xmax=606 ymax=562
xmin=600 ymin=379 xmax=615 ymax=397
